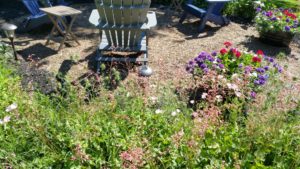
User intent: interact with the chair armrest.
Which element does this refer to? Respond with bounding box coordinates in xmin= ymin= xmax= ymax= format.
xmin=89 ymin=9 xmax=100 ymax=27
xmin=146 ymin=11 xmax=157 ymax=29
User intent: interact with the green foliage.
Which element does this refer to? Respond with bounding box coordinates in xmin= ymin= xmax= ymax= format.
xmin=224 ymin=0 xmax=300 ymax=21
xmin=224 ymin=0 xmax=257 ymax=20
xmin=0 ymin=46 xmax=299 ymax=168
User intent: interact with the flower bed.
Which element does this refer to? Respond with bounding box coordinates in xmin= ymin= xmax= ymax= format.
xmin=255 ymin=8 xmax=300 ymax=46
xmin=185 ymin=42 xmax=282 ymax=122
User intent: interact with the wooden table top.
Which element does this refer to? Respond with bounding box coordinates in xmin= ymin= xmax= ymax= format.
xmin=40 ymin=6 xmax=82 ymax=17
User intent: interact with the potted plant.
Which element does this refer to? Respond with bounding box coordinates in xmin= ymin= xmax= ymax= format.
xmin=255 ymin=7 xmax=300 ymax=46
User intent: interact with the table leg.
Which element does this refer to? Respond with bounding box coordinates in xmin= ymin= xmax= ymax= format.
xmin=46 ymin=25 xmax=56 ymax=46
xmin=199 ymin=2 xmax=216 ymax=32
xmin=47 ymin=14 xmax=66 ymax=35
xmin=58 ymin=15 xmax=79 ymax=51
xmin=58 ymin=16 xmax=80 ymax=45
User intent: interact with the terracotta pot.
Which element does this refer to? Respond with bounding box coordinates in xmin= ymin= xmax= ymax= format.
xmin=259 ymin=31 xmax=294 ymax=47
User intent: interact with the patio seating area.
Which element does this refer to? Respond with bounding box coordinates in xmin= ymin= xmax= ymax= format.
xmin=1 ymin=1 xmax=299 ymax=87
xmin=1 ymin=1 xmax=300 ymax=167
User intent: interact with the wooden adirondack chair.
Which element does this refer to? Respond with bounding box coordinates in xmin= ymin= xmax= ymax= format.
xmin=89 ymin=0 xmax=157 ymax=76
xmin=179 ymin=0 xmax=231 ymax=32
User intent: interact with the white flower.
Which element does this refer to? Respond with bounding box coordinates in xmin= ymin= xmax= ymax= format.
xmin=171 ymin=111 xmax=177 ymax=116
xmin=176 ymin=109 xmax=181 ymax=113
xmin=217 ymin=75 xmax=224 ymax=79
xmin=5 ymin=103 xmax=17 ymax=112
xmin=0 ymin=116 xmax=11 ymax=125
xmin=190 ymin=100 xmax=195 ymax=104
xmin=227 ymin=83 xmax=238 ymax=91
xmin=216 ymin=95 xmax=223 ymax=102
xmin=150 ymin=96 xmax=158 ymax=102
xmin=235 ymin=91 xmax=242 ymax=98
xmin=231 ymin=73 xmax=239 ymax=80
xmin=201 ymin=93 xmax=208 ymax=99
xmin=3 ymin=116 xmax=10 ymax=123
xmin=250 ymin=72 xmax=258 ymax=77
xmin=155 ymin=109 xmax=163 ymax=114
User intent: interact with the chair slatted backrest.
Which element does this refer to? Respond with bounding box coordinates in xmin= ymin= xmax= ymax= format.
xmin=94 ymin=0 xmax=151 ymax=48
xmin=22 ymin=0 xmax=43 ymax=16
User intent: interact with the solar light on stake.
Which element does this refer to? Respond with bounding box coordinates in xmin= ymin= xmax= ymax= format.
xmin=1 ymin=23 xmax=18 ymax=60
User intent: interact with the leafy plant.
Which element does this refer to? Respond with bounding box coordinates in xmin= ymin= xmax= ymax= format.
xmin=255 ymin=8 xmax=300 ymax=34
xmin=185 ymin=42 xmax=282 ymax=122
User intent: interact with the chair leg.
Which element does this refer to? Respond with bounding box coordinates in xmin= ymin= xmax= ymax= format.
xmin=179 ymin=11 xmax=187 ymax=24
xmin=139 ymin=52 xmax=153 ymax=76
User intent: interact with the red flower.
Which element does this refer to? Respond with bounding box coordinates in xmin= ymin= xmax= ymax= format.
xmin=256 ymin=50 xmax=264 ymax=56
xmin=283 ymin=9 xmax=289 ymax=15
xmin=252 ymin=56 xmax=262 ymax=63
xmin=283 ymin=10 xmax=297 ymax=19
xmin=235 ymin=51 xmax=241 ymax=58
xmin=224 ymin=41 xmax=232 ymax=48
xmin=220 ymin=48 xmax=227 ymax=55
xmin=288 ymin=13 xmax=297 ymax=19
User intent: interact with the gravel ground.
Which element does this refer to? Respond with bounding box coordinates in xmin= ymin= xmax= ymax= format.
xmin=3 ymin=3 xmax=300 ymax=98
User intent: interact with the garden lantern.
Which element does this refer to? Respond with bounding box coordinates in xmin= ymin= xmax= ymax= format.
xmin=1 ymin=23 xmax=18 ymax=60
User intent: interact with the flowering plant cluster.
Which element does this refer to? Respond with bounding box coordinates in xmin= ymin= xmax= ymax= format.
xmin=255 ymin=7 xmax=300 ymax=34
xmin=186 ymin=42 xmax=282 ymax=102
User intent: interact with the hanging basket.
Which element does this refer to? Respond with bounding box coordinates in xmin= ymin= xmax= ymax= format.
xmin=259 ymin=31 xmax=294 ymax=47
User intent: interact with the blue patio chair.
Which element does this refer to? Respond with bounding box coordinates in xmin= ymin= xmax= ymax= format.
xmin=20 ymin=0 xmax=50 ymax=32
xmin=179 ymin=0 xmax=231 ymax=32
xmin=20 ymin=0 xmax=68 ymax=32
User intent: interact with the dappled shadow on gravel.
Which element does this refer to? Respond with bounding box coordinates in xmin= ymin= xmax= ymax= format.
xmin=240 ymin=35 xmax=292 ymax=56
xmin=19 ymin=43 xmax=57 ymax=60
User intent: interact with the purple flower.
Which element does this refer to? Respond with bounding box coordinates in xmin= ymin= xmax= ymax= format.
xmin=264 ymin=66 xmax=269 ymax=71
xmin=256 ymin=7 xmax=262 ymax=12
xmin=216 ymin=58 xmax=222 ymax=63
xmin=269 ymin=58 xmax=274 ymax=62
xmin=250 ymin=91 xmax=257 ymax=99
xmin=200 ymin=63 xmax=207 ymax=69
xmin=254 ymin=80 xmax=260 ymax=85
xmin=266 ymin=11 xmax=273 ymax=17
xmin=211 ymin=51 xmax=217 ymax=56
xmin=285 ymin=26 xmax=291 ymax=31
xmin=218 ymin=63 xmax=224 ymax=69
xmin=195 ymin=57 xmax=204 ymax=63
xmin=188 ymin=60 xmax=194 ymax=65
xmin=238 ymin=64 xmax=243 ymax=68
xmin=203 ymin=68 xmax=209 ymax=73
xmin=271 ymin=17 xmax=277 ymax=21
xmin=286 ymin=18 xmax=290 ymax=23
xmin=277 ymin=66 xmax=283 ymax=73
xmin=207 ymin=55 xmax=215 ymax=62
xmin=256 ymin=67 xmax=265 ymax=74
xmin=244 ymin=66 xmax=252 ymax=74
xmin=198 ymin=52 xmax=208 ymax=58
